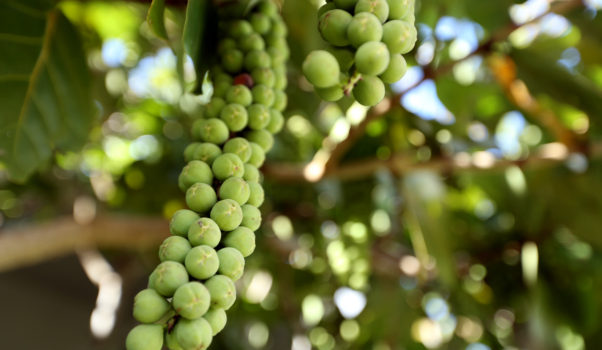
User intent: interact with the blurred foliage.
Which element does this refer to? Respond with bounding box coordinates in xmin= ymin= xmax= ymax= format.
xmin=2 ymin=1 xmax=602 ymax=350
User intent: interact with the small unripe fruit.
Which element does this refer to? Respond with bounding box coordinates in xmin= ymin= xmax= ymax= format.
xmin=221 ymin=48 xmax=244 ymax=73
xmin=205 ymin=275 xmax=237 ymax=310
xmin=170 ymin=209 xmax=199 ymax=237
xmin=229 ymin=20 xmax=253 ymax=38
xmin=239 ymin=33 xmax=265 ymax=52
xmin=266 ymin=109 xmax=284 ymax=133
xmin=203 ymin=308 xmax=227 ymax=335
xmin=178 ymin=160 xmax=213 ymax=191
xmin=224 ymin=226 xmax=256 ymax=257
xmin=185 ymin=183 xmax=217 ymax=213
xmin=174 ymin=318 xmax=213 ymax=350
xmin=173 ymin=282 xmax=211 ymax=320
xmin=165 ymin=331 xmax=184 ymax=350
xmin=220 ymin=103 xmax=248 ymax=132
xmin=251 ymin=12 xmax=271 ymax=34
xmin=210 ymin=199 xmax=243 ymax=231
xmin=184 ymin=143 xmax=201 ymax=162
xmin=355 ymin=41 xmax=390 ymax=75
xmin=205 ymin=97 xmax=226 ymax=118
xmin=188 ymin=217 xmax=221 ymax=247
xmin=159 ymin=236 xmax=192 ymax=263
xmin=217 ymin=247 xmax=245 ymax=280
xmin=225 ymin=84 xmax=253 ymax=106
xmin=245 ymin=50 xmax=272 ymax=71
xmin=247 ymin=104 xmax=271 ymax=130
xmin=223 ymin=137 xmax=252 ymax=163
xmin=272 ymin=90 xmax=287 ymax=112
xmin=192 ymin=143 xmax=222 ymax=165
xmin=246 ymin=129 xmax=274 ymax=151
xmin=219 ymin=177 xmax=251 ymax=205
xmin=380 ymin=54 xmax=407 ymax=83
xmin=243 ymin=163 xmax=261 ymax=182
xmin=252 ymin=84 xmax=275 ymax=106
xmin=194 ymin=118 xmax=229 ymax=145
xmin=318 ymin=2 xmax=336 ymax=18
xmin=352 ymin=75 xmax=385 ymax=106
xmin=302 ymin=50 xmax=340 ymax=88
xmin=316 ymin=85 xmax=344 ymax=102
xmin=212 ymin=153 xmax=245 ymax=180
xmin=133 ymin=289 xmax=171 ymax=324
xmin=148 ymin=261 xmax=189 ymax=297
xmin=247 ymin=181 xmax=265 ymax=207
xmin=387 ymin=0 xmax=413 ymax=19
xmin=382 ymin=20 xmax=417 ymax=54
xmin=251 ymin=67 xmax=275 ymax=87
xmin=319 ymin=10 xmax=352 ymax=47
xmin=347 ymin=12 xmax=382 ymax=47
xmin=126 ymin=324 xmax=163 ymax=350
xmin=355 ymin=0 xmax=390 ymax=23
xmin=241 ymin=204 xmax=262 ymax=231
xmin=185 ymin=245 xmax=220 ymax=280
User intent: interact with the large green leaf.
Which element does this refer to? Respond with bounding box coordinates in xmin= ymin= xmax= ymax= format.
xmin=182 ymin=0 xmax=217 ymax=93
xmin=147 ymin=0 xmax=168 ymax=40
xmin=0 ymin=2 xmax=94 ymax=182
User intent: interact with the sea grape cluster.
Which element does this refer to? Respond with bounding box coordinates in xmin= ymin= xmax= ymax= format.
xmin=303 ymin=0 xmax=416 ymax=106
xmin=125 ymin=1 xmax=287 ymax=349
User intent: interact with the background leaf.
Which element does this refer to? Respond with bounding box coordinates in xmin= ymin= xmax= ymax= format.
xmin=0 ymin=2 xmax=94 ymax=182
xmin=182 ymin=0 xmax=217 ymax=93
xmin=147 ymin=0 xmax=168 ymax=40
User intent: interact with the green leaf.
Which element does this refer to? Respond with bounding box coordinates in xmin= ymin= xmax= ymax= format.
xmin=0 ymin=3 xmax=95 ymax=182
xmin=147 ymin=0 xmax=168 ymax=40
xmin=182 ymin=0 xmax=217 ymax=93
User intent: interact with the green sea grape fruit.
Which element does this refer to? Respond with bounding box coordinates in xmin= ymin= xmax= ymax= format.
xmin=355 ymin=0 xmax=389 ymax=23
xmin=194 ymin=118 xmax=229 ymax=145
xmin=192 ymin=143 xmax=222 ymax=165
xmin=382 ymin=20 xmax=416 ymax=54
xmin=205 ymin=97 xmax=226 ymax=118
xmin=251 ymin=67 xmax=275 ymax=87
xmin=212 ymin=153 xmax=245 ymax=180
xmin=352 ymin=75 xmax=385 ymax=106
xmin=210 ymin=199 xmax=243 ymax=231
xmin=188 ymin=217 xmax=222 ymax=247
xmin=272 ymin=90 xmax=287 ymax=112
xmin=220 ymin=103 xmax=249 ymax=132
xmin=219 ymin=177 xmax=251 ymax=205
xmin=247 ymin=104 xmax=271 ymax=130
xmin=148 ymin=261 xmax=189 ymax=297
xmin=174 ymin=318 xmax=213 ymax=350
xmin=221 ymin=48 xmax=244 ymax=73
xmin=319 ymin=9 xmax=352 ymax=47
xmin=225 ymin=84 xmax=253 ymax=106
xmin=239 ymin=32 xmax=265 ymax=52
xmin=302 ymin=50 xmax=340 ymax=88
xmin=159 ymin=236 xmax=192 ymax=263
xmin=178 ymin=160 xmax=213 ymax=191
xmin=223 ymin=137 xmax=252 ymax=163
xmin=380 ymin=53 xmax=407 ymax=83
xmin=203 ymin=308 xmax=227 ymax=336
xmin=247 ymin=181 xmax=265 ymax=207
xmin=126 ymin=324 xmax=163 ymax=350
xmin=346 ymin=12 xmax=382 ymax=47
xmin=170 ymin=209 xmax=200 ymax=237
xmin=224 ymin=226 xmax=256 ymax=257
xmin=185 ymin=245 xmax=220 ymax=280
xmin=185 ymin=183 xmax=217 ymax=213
xmin=243 ymin=163 xmax=261 ymax=182
xmin=173 ymin=281 xmax=211 ymax=320
xmin=241 ymin=204 xmax=262 ymax=231
xmin=355 ymin=41 xmax=390 ymax=75
xmin=132 ymin=289 xmax=171 ymax=324
xmin=251 ymin=12 xmax=271 ymax=34
xmin=217 ymin=247 xmax=246 ymax=280
xmin=245 ymin=129 xmax=274 ymax=151
xmin=244 ymin=50 xmax=272 ymax=71
xmin=205 ymin=275 xmax=237 ymax=310
xmin=251 ymin=84 xmax=275 ymax=106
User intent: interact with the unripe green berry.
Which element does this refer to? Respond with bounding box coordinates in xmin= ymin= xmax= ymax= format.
xmin=241 ymin=204 xmax=262 ymax=231
xmin=217 ymin=38 xmax=237 ymax=55
xmin=173 ymin=282 xmax=211 ymax=320
xmin=247 ymin=181 xmax=265 ymax=207
xmin=205 ymin=275 xmax=237 ymax=310
xmin=225 ymin=85 xmax=253 ymax=106
xmin=239 ymin=33 xmax=265 ymax=52
xmin=178 ymin=160 xmax=213 ymax=191
xmin=382 ymin=20 xmax=417 ymax=54
xmin=245 ymin=50 xmax=272 ymax=71
xmin=229 ymin=20 xmax=253 ymax=38
xmin=246 ymin=129 xmax=274 ymax=151
xmin=220 ymin=103 xmax=248 ymax=132
xmin=126 ymin=324 xmax=163 ymax=350
xmin=159 ymin=236 xmax=192 ymax=263
xmin=355 ymin=0 xmax=389 ymax=23
xmin=318 ymin=2 xmax=336 ymax=18
xmin=224 ymin=226 xmax=256 ymax=257
xmin=148 ymin=261 xmax=189 ymax=297
xmin=347 ymin=12 xmax=382 ymax=47
xmin=210 ymin=199 xmax=243 ymax=231
xmin=185 ymin=245 xmax=220 ymax=280
xmin=165 ymin=331 xmax=184 ymax=350
xmin=386 ymin=0 xmax=413 ymax=19
xmin=248 ymin=142 xmax=266 ymax=168
xmin=316 ymin=85 xmax=344 ymax=102
xmin=380 ymin=54 xmax=407 ymax=83
xmin=212 ymin=153 xmax=245 ymax=180
xmin=221 ymin=48 xmax=244 ymax=73
xmin=258 ymin=0 xmax=279 ymax=17
xmin=252 ymin=84 xmax=275 ymax=106
xmin=319 ymin=10 xmax=352 ymax=47
xmin=243 ymin=163 xmax=261 ymax=182
xmin=185 ymin=183 xmax=217 ymax=213
xmin=170 ymin=209 xmax=200 ymax=237
xmin=188 ymin=217 xmax=222 ymax=247
xmin=174 ymin=318 xmax=213 ymax=350
xmin=184 ymin=143 xmax=201 ymax=162
xmin=266 ymin=109 xmax=284 ymax=133
xmin=194 ymin=118 xmax=229 ymax=145
xmin=331 ymin=48 xmax=355 ymax=71
xmin=272 ymin=90 xmax=287 ymax=112
xmin=203 ymin=308 xmax=227 ymax=335
xmin=223 ymin=137 xmax=252 ymax=163
xmin=352 ymin=75 xmax=385 ymax=106
xmin=133 ymin=289 xmax=171 ymax=324
xmin=217 ymin=247 xmax=245 ymax=281
xmin=273 ymin=66 xmax=288 ymax=90
xmin=219 ymin=177 xmax=251 ymax=205
xmin=355 ymin=41 xmax=390 ymax=75
xmin=248 ymin=104 xmax=271 ymax=130
xmin=302 ymin=50 xmax=340 ymax=88
xmin=250 ymin=12 xmax=271 ymax=34
xmin=251 ymin=67 xmax=275 ymax=87
xmin=268 ymin=46 xmax=288 ymax=66
xmin=192 ymin=143 xmax=222 ymax=165
xmin=205 ymin=97 xmax=226 ymax=118
xmin=213 ymin=79 xmax=231 ymax=98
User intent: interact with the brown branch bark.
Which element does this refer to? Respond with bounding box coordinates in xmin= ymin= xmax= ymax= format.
xmin=0 ymin=216 xmax=168 ymax=272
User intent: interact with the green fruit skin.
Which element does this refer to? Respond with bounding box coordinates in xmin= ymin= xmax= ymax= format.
xmin=355 ymin=41 xmax=390 ymax=75
xmin=170 ymin=209 xmax=200 ymax=237
xmin=220 ymin=103 xmax=248 ymax=132
xmin=219 ymin=177 xmax=251 ymax=205
xmin=159 ymin=236 xmax=192 ymax=263
xmin=185 ymin=183 xmax=217 ymax=213
xmin=266 ymin=109 xmax=284 ymax=133
xmin=382 ymin=20 xmax=417 ymax=54
xmin=194 ymin=118 xmax=229 ymax=145
xmin=355 ymin=0 xmax=390 ymax=23
xmin=246 ymin=129 xmax=274 ymax=152
xmin=380 ymin=54 xmax=408 ymax=83
xmin=241 ymin=204 xmax=262 ymax=231
xmin=247 ymin=104 xmax=271 ymax=130
xmin=212 ymin=154 xmax=245 ymax=181
xmin=272 ymin=90 xmax=287 ymax=112
xmin=319 ymin=9 xmax=352 ymax=47
xmin=224 ymin=226 xmax=256 ymax=257
xmin=243 ymin=164 xmax=261 ymax=182
xmin=205 ymin=275 xmax=237 ymax=310
xmin=174 ymin=318 xmax=213 ymax=350
xmin=165 ymin=331 xmax=184 ymax=350
xmin=210 ymin=199 xmax=243 ymax=231
xmin=178 ymin=160 xmax=213 ymax=191
xmin=247 ymin=142 xmax=266 ymax=168
xmin=205 ymin=97 xmax=225 ymax=118
xmin=185 ymin=245 xmax=220 ymax=280
xmin=225 ymin=85 xmax=253 ymax=106
xmin=188 ymin=217 xmax=222 ymax=247
xmin=331 ymin=48 xmax=355 ymax=71
xmin=251 ymin=67 xmax=275 ymax=87
xmin=316 ymin=85 xmax=344 ymax=102
xmin=347 ymin=12 xmax=382 ymax=47
xmin=221 ymin=48 xmax=244 ymax=73
xmin=173 ymin=282 xmax=211 ymax=320
xmin=318 ymin=2 xmax=336 ymax=18
xmin=203 ymin=308 xmax=227 ymax=336
xmin=334 ymin=0 xmax=358 ymax=10
xmin=224 ymin=137 xmax=252 ymax=163
xmin=239 ymin=33 xmax=265 ymax=52
xmin=247 ymin=181 xmax=265 ymax=207
xmin=386 ymin=0 xmax=413 ymax=20
xmin=217 ymin=247 xmax=246 ymax=281
xmin=302 ymin=50 xmax=340 ymax=88
xmin=148 ymin=261 xmax=189 ymax=297
xmin=245 ymin=50 xmax=272 ymax=71
xmin=184 ymin=143 xmax=201 ymax=162
xmin=252 ymin=84 xmax=275 ymax=107
xmin=251 ymin=13 xmax=271 ymax=34
xmin=192 ymin=143 xmax=222 ymax=165
xmin=228 ymin=20 xmax=253 ymax=38
xmin=133 ymin=289 xmax=171 ymax=324
xmin=352 ymin=75 xmax=385 ymax=106
xmin=126 ymin=324 xmax=164 ymax=350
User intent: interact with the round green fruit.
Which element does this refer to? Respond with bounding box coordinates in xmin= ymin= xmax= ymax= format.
xmin=319 ymin=9 xmax=352 ymax=47
xmin=174 ymin=318 xmax=213 ymax=350
xmin=188 ymin=217 xmax=221 ymax=247
xmin=355 ymin=0 xmax=389 ymax=23
xmin=245 ymin=129 xmax=274 ymax=151
xmin=224 ymin=226 xmax=256 ymax=257
xmin=126 ymin=324 xmax=163 ymax=350
xmin=159 ymin=236 xmax=192 ymax=263
xmin=173 ymin=282 xmax=211 ymax=320
xmin=241 ymin=204 xmax=262 ymax=231
xmin=247 ymin=104 xmax=271 ymax=130
xmin=192 ymin=143 xmax=222 ymax=165
xmin=352 ymin=75 xmax=385 ymax=106
xmin=205 ymin=275 xmax=237 ymax=310
xmin=355 ymin=41 xmax=390 ymax=75
xmin=302 ymin=50 xmax=340 ymax=88
xmin=185 ymin=183 xmax=217 ymax=213
xmin=148 ymin=261 xmax=189 ymax=297
xmin=243 ymin=163 xmax=261 ymax=182
xmin=203 ymin=308 xmax=227 ymax=336
xmin=223 ymin=137 xmax=252 ymax=163
xmin=247 ymin=181 xmax=265 ymax=207
xmin=380 ymin=54 xmax=407 ymax=83
xmin=133 ymin=289 xmax=171 ymax=324
xmin=170 ymin=209 xmax=200 ymax=237
xmin=347 ymin=12 xmax=382 ymax=47
xmin=194 ymin=118 xmax=229 ymax=145
xmin=219 ymin=177 xmax=251 ymax=205
xmin=178 ymin=160 xmax=213 ymax=191
xmin=212 ymin=153 xmax=245 ymax=180
xmin=220 ymin=103 xmax=248 ymax=132
xmin=185 ymin=245 xmax=220 ymax=280
xmin=210 ymin=199 xmax=243 ymax=231
xmin=217 ymin=247 xmax=245 ymax=281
